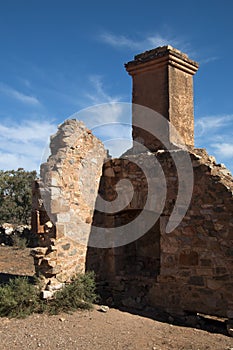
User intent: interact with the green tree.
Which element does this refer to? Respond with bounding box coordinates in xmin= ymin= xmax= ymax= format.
xmin=0 ymin=168 xmax=37 ymax=225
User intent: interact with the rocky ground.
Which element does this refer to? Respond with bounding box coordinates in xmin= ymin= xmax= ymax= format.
xmin=0 ymin=246 xmax=233 ymax=350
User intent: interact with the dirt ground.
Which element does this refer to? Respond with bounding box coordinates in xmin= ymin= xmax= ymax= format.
xmin=0 ymin=246 xmax=233 ymax=350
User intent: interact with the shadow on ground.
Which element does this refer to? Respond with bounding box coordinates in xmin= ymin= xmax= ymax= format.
xmin=114 ymin=305 xmax=230 ymax=337
xmin=0 ymin=272 xmax=35 ymax=285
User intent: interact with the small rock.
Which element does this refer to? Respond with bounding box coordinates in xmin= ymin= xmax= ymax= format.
xmin=47 ymin=282 xmax=64 ymax=291
xmin=2 ymin=223 xmax=14 ymax=235
xmin=227 ymin=323 xmax=233 ymax=337
xmin=30 ymin=247 xmax=48 ymax=257
xmin=44 ymin=221 xmax=53 ymax=232
xmin=59 ymin=317 xmax=65 ymax=322
xmin=99 ymin=305 xmax=109 ymax=313
xmin=41 ymin=290 xmax=54 ymax=299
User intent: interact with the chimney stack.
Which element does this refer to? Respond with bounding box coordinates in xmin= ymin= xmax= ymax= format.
xmin=125 ymin=45 xmax=198 ymax=150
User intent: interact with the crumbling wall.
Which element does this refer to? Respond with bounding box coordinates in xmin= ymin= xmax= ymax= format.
xmin=32 ymin=120 xmax=233 ymax=317
xmin=87 ymin=148 xmax=233 ymax=318
xmin=150 ymin=149 xmax=233 ymax=318
xmin=31 ymin=119 xmax=106 ymax=291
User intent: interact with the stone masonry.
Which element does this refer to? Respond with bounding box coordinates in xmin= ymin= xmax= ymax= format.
xmin=31 ymin=120 xmax=106 ymax=290
xmin=32 ymin=46 xmax=233 ymax=324
xmin=125 ymin=45 xmax=198 ymax=150
xmin=87 ymin=148 xmax=233 ymax=319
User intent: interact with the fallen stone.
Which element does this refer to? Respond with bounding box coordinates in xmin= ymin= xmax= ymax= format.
xmin=47 ymin=282 xmax=64 ymax=291
xmin=227 ymin=322 xmax=233 ymax=337
xmin=99 ymin=305 xmax=109 ymax=313
xmin=41 ymin=290 xmax=54 ymax=299
xmin=30 ymin=247 xmax=48 ymax=257
xmin=2 ymin=223 xmax=14 ymax=235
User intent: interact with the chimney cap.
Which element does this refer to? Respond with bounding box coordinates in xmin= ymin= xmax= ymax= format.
xmin=125 ymin=45 xmax=199 ymax=75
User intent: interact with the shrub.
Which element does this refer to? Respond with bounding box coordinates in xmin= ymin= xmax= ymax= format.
xmin=0 ymin=277 xmax=40 ymax=318
xmin=12 ymin=235 xmax=28 ymax=249
xmin=0 ymin=272 xmax=97 ymax=318
xmin=47 ymin=271 xmax=97 ymax=314
xmin=0 ymin=168 xmax=37 ymax=225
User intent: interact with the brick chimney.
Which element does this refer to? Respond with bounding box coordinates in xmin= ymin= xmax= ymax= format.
xmin=125 ymin=45 xmax=198 ymax=150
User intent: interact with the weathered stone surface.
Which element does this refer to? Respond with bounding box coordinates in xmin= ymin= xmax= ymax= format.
xmin=31 ymin=119 xmax=106 ymax=289
xmin=88 ymin=140 xmax=233 ymax=319
xmin=125 ymin=45 xmax=198 ymax=150
xmin=179 ymin=251 xmax=198 ymax=266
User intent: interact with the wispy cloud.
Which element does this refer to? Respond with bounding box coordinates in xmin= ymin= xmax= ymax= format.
xmin=0 ymin=120 xmax=57 ymax=171
xmin=0 ymin=83 xmax=40 ymax=105
xmin=19 ymin=78 xmax=31 ymax=88
xmin=71 ymin=76 xmax=132 ymax=157
xmin=195 ymin=115 xmax=233 ymax=135
xmin=85 ymin=75 xmax=121 ymax=104
xmin=99 ymin=31 xmax=223 ymax=65
xmin=195 ymin=114 xmax=233 ymax=172
xmin=80 ymin=75 xmax=129 ymax=120
xmin=199 ymin=56 xmax=219 ymax=65
xmin=211 ymin=142 xmax=233 ymax=158
xmin=0 ymin=120 xmax=56 ymax=143
xmin=99 ymin=31 xmax=190 ymax=53
xmin=78 ymin=75 xmax=127 ymax=126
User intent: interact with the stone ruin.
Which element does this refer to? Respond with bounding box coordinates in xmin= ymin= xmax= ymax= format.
xmin=31 ymin=46 xmax=233 ymax=328
xmin=31 ymin=121 xmax=106 ymax=291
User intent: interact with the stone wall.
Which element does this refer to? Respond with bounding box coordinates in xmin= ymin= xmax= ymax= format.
xmin=33 ymin=127 xmax=233 ymax=315
xmin=31 ymin=119 xmax=106 ymax=291
xmin=32 ymin=123 xmax=233 ymax=318
xmin=87 ymin=148 xmax=233 ymax=319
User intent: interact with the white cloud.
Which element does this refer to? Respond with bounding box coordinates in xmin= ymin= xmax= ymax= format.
xmin=0 ymin=120 xmax=57 ymax=171
xmin=195 ymin=114 xmax=233 ymax=173
xmin=0 ymin=76 xmax=132 ymax=171
xmin=99 ymin=31 xmax=223 ymax=65
xmin=147 ymin=35 xmax=176 ymax=48
xmin=211 ymin=143 xmax=233 ymax=158
xmin=72 ymin=103 xmax=132 ymax=157
xmin=100 ymin=33 xmax=141 ymax=50
xmin=195 ymin=115 xmax=233 ymax=136
xmin=0 ymin=120 xmax=56 ymax=142
xmin=0 ymin=83 xmax=40 ymax=105
xmin=85 ymin=75 xmax=121 ymax=104
xmin=0 ymin=151 xmax=40 ymax=172
xmin=99 ymin=32 xmax=189 ymax=53
xmin=73 ymin=75 xmax=129 ymax=126
xmin=70 ymin=76 xmax=133 ymax=156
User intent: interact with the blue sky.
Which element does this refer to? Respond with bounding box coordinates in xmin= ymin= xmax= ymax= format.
xmin=0 ymin=0 xmax=232 ymax=173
